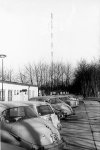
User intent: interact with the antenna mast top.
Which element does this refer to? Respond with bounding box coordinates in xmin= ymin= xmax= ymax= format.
xmin=51 ymin=12 xmax=53 ymax=62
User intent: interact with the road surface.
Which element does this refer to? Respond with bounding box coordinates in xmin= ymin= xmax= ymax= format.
xmin=60 ymin=99 xmax=100 ymax=150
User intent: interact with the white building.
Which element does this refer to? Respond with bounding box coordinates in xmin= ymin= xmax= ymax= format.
xmin=0 ymin=81 xmax=38 ymax=101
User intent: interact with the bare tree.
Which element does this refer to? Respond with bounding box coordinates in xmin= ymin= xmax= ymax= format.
xmin=18 ymin=69 xmax=27 ymax=83
xmin=2 ymin=68 xmax=15 ymax=82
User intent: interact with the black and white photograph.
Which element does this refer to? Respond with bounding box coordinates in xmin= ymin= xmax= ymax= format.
xmin=0 ymin=0 xmax=100 ymax=150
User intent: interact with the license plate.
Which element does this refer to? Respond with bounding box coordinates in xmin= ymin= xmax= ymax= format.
xmin=51 ymin=133 xmax=59 ymax=142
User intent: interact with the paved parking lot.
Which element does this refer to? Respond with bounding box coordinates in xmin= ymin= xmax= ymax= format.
xmin=60 ymin=100 xmax=100 ymax=150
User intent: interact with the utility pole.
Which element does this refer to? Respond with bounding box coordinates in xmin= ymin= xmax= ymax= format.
xmin=0 ymin=54 xmax=6 ymax=101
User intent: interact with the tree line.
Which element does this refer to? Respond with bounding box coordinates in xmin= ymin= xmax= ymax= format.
xmin=1 ymin=58 xmax=100 ymax=97
xmin=71 ymin=59 xmax=100 ymax=97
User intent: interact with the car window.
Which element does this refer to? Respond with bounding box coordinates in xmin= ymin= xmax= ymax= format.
xmin=27 ymin=104 xmax=36 ymax=113
xmin=37 ymin=105 xmax=54 ymax=116
xmin=34 ymin=98 xmax=44 ymax=102
xmin=24 ymin=106 xmax=37 ymax=118
xmin=2 ymin=106 xmax=37 ymax=123
xmin=11 ymin=107 xmax=25 ymax=116
xmin=50 ymin=98 xmax=62 ymax=104
xmin=55 ymin=98 xmax=62 ymax=103
xmin=49 ymin=99 xmax=56 ymax=104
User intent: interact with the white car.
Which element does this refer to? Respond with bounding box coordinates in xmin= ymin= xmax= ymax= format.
xmin=30 ymin=96 xmax=74 ymax=119
xmin=0 ymin=101 xmax=65 ymax=150
xmin=18 ymin=101 xmax=62 ymax=130
xmin=66 ymin=95 xmax=79 ymax=107
xmin=58 ymin=95 xmax=79 ymax=108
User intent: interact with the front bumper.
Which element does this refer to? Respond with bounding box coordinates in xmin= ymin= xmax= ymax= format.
xmin=42 ymin=138 xmax=66 ymax=150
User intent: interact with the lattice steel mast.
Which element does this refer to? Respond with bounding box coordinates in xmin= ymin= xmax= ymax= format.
xmin=51 ymin=13 xmax=54 ymax=92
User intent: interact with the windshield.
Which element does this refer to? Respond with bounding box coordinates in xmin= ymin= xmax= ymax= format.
xmin=2 ymin=106 xmax=37 ymax=123
xmin=50 ymin=98 xmax=62 ymax=104
xmin=37 ymin=105 xmax=54 ymax=116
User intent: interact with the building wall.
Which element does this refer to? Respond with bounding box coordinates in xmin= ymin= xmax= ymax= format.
xmin=0 ymin=83 xmax=38 ymax=101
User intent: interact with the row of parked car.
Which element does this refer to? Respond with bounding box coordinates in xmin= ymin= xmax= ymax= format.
xmin=0 ymin=94 xmax=80 ymax=150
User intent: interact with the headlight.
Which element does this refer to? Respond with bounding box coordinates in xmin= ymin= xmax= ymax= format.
xmin=40 ymin=134 xmax=53 ymax=145
xmin=40 ymin=134 xmax=46 ymax=139
xmin=31 ymin=134 xmax=50 ymax=150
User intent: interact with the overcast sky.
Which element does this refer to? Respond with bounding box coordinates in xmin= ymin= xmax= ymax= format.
xmin=0 ymin=0 xmax=100 ymax=71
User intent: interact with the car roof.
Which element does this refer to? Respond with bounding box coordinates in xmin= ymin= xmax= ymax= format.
xmin=25 ymin=101 xmax=50 ymax=106
xmin=29 ymin=95 xmax=59 ymax=101
xmin=14 ymin=101 xmax=51 ymax=106
xmin=29 ymin=96 xmax=47 ymax=101
xmin=0 ymin=101 xmax=29 ymax=113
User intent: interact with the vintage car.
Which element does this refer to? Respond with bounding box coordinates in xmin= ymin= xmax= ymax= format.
xmin=66 ymin=94 xmax=79 ymax=106
xmin=57 ymin=95 xmax=79 ymax=108
xmin=30 ymin=96 xmax=73 ymax=119
xmin=1 ymin=142 xmax=26 ymax=150
xmin=18 ymin=101 xmax=62 ymax=130
xmin=0 ymin=102 xmax=65 ymax=150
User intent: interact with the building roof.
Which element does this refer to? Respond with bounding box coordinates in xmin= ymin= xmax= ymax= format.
xmin=0 ymin=80 xmax=38 ymax=87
